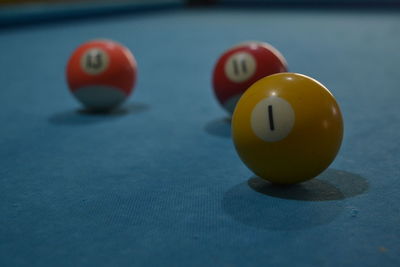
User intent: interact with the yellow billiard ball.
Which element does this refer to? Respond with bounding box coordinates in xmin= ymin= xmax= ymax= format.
xmin=232 ymin=73 xmax=343 ymax=184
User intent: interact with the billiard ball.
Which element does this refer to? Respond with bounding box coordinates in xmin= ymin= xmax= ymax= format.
xmin=212 ymin=41 xmax=288 ymax=114
xmin=232 ymin=73 xmax=343 ymax=184
xmin=66 ymin=39 xmax=137 ymax=111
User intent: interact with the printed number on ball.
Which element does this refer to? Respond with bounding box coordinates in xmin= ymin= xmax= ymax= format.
xmin=224 ymin=52 xmax=257 ymax=83
xmin=251 ymin=96 xmax=295 ymax=142
xmin=80 ymin=48 xmax=109 ymax=75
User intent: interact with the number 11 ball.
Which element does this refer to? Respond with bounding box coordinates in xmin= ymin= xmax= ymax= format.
xmin=232 ymin=73 xmax=343 ymax=184
xmin=66 ymin=40 xmax=137 ymax=111
xmin=213 ymin=42 xmax=288 ymax=114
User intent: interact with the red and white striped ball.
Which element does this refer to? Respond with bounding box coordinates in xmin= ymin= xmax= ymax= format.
xmin=212 ymin=42 xmax=288 ymax=114
xmin=66 ymin=40 xmax=137 ymax=111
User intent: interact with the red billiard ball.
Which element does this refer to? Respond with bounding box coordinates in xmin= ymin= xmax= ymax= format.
xmin=212 ymin=42 xmax=288 ymax=114
xmin=66 ymin=39 xmax=137 ymax=111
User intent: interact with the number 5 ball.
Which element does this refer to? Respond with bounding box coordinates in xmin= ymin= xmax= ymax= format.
xmin=232 ymin=73 xmax=343 ymax=184
xmin=66 ymin=40 xmax=137 ymax=111
xmin=213 ymin=42 xmax=288 ymax=114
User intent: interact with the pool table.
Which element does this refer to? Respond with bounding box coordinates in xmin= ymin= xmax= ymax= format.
xmin=0 ymin=1 xmax=399 ymax=266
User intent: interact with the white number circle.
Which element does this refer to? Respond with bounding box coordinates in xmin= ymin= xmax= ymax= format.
xmin=224 ymin=52 xmax=256 ymax=83
xmin=80 ymin=48 xmax=109 ymax=75
xmin=251 ymin=96 xmax=295 ymax=142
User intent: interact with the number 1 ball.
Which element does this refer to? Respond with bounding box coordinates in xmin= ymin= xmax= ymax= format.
xmin=66 ymin=40 xmax=137 ymax=111
xmin=212 ymin=42 xmax=288 ymax=114
xmin=232 ymin=73 xmax=344 ymax=184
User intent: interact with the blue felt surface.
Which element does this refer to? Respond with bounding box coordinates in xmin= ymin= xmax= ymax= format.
xmin=0 ymin=6 xmax=400 ymax=267
xmin=0 ymin=0 xmax=184 ymax=27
